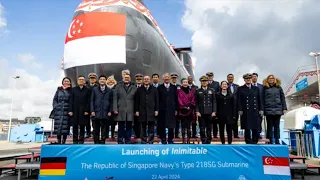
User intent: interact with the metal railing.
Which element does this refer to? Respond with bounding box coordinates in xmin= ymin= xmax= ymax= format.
xmin=284 ymin=64 xmax=316 ymax=93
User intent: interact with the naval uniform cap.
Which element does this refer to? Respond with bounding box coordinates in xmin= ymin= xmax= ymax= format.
xmin=206 ymin=72 xmax=214 ymax=76
xmin=243 ymin=73 xmax=252 ymax=79
xmin=199 ymin=76 xmax=209 ymax=81
xmin=88 ymin=73 xmax=97 ymax=78
xmin=135 ymin=73 xmax=143 ymax=80
xmin=170 ymin=72 xmax=178 ymax=78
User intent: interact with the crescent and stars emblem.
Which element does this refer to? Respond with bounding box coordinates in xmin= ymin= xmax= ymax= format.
xmin=264 ymin=157 xmax=273 ymax=165
xmin=67 ymin=20 xmax=76 ymax=39
xmin=67 ymin=19 xmax=84 ymax=40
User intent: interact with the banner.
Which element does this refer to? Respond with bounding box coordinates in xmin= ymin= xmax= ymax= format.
xmin=39 ymin=145 xmax=291 ymax=180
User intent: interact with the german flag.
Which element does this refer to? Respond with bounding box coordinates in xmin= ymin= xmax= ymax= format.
xmin=40 ymin=157 xmax=67 ymax=176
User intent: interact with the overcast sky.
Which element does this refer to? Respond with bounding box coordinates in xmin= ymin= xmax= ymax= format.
xmin=1 ymin=0 xmax=320 ymax=120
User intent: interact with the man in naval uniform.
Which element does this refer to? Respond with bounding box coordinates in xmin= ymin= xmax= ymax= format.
xmin=86 ymin=72 xmax=99 ymax=138
xmin=133 ymin=73 xmax=143 ymax=139
xmin=171 ymin=72 xmax=181 ymax=138
xmin=206 ymin=72 xmax=219 ymax=138
xmin=237 ymin=73 xmax=263 ymax=144
xmin=196 ymin=76 xmax=217 ymax=144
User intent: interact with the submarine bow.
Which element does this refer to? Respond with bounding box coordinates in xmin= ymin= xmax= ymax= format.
xmin=62 ymin=0 xmax=194 ymax=84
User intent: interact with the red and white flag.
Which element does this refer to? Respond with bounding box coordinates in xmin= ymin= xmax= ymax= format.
xmin=262 ymin=156 xmax=290 ymax=176
xmin=64 ymin=12 xmax=126 ymax=69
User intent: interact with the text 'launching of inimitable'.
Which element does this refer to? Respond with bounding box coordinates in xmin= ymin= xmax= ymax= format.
xmin=121 ymin=147 xmax=208 ymax=157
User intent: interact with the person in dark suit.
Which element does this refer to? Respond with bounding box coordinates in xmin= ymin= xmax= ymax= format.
xmin=237 ymin=73 xmax=263 ymax=144
xmin=196 ymin=76 xmax=217 ymax=144
xmin=69 ymin=75 xmax=91 ymax=144
xmin=133 ymin=73 xmax=143 ymax=139
xmin=206 ymin=72 xmax=219 ymax=138
xmin=251 ymin=73 xmax=264 ymax=139
xmin=151 ymin=73 xmax=160 ymax=137
xmin=227 ymin=73 xmax=240 ymax=138
xmin=90 ymin=75 xmax=113 ymax=144
xmin=171 ymin=72 xmax=182 ymax=138
xmin=188 ymin=76 xmax=198 ymax=138
xmin=86 ymin=72 xmax=99 ymax=138
xmin=216 ymin=81 xmax=237 ymax=144
xmin=135 ymin=75 xmax=159 ymax=144
xmin=158 ymin=73 xmax=178 ymax=144
xmin=207 ymin=72 xmax=220 ymax=93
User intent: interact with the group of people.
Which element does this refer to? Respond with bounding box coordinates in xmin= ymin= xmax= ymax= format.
xmin=51 ymin=69 xmax=287 ymax=145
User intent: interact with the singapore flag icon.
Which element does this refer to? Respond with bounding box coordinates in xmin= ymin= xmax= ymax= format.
xmin=262 ymin=156 xmax=290 ymax=176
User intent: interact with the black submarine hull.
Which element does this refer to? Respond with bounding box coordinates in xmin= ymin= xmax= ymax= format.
xmin=63 ymin=1 xmax=194 ymax=85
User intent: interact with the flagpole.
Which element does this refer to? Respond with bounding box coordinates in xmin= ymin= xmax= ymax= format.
xmin=7 ymin=76 xmax=20 ymax=141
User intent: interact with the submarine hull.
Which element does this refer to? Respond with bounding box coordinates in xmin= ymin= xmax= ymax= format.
xmin=64 ymin=1 xmax=193 ymax=85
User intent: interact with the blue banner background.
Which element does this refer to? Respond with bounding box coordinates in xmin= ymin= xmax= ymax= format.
xmin=39 ymin=145 xmax=291 ymax=180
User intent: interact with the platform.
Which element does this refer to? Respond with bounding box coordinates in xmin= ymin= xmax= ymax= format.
xmin=36 ymin=144 xmax=290 ymax=180
xmin=47 ymin=136 xmax=269 ymax=144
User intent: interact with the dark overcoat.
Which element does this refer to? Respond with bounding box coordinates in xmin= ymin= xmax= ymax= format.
xmin=90 ymin=86 xmax=113 ymax=119
xmin=52 ymin=87 xmax=72 ymax=135
xmin=69 ymin=86 xmax=91 ymax=126
xmin=216 ymin=92 xmax=237 ymax=124
xmin=135 ymin=86 xmax=159 ymax=122
xmin=208 ymin=81 xmax=220 ymax=93
xmin=262 ymin=85 xmax=287 ymax=116
xmin=237 ymin=85 xmax=263 ymax=129
xmin=158 ymin=84 xmax=178 ymax=128
xmin=113 ymin=84 xmax=137 ymax=122
xmin=87 ymin=84 xmax=98 ymax=112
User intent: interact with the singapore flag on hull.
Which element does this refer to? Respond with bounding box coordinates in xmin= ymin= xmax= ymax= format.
xmin=63 ymin=12 xmax=126 ymax=69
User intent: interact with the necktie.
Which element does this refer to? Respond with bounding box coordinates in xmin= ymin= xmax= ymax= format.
xmin=146 ymin=86 xmax=149 ymax=90
xmin=101 ymin=86 xmax=105 ymax=91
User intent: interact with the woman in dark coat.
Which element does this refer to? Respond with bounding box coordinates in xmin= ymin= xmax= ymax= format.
xmin=177 ymin=78 xmax=196 ymax=144
xmin=52 ymin=77 xmax=72 ymax=144
xmin=216 ymin=81 xmax=237 ymax=144
xmin=262 ymin=75 xmax=287 ymax=144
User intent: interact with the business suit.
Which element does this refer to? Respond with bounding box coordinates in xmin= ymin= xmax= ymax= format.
xmin=133 ymin=84 xmax=143 ymax=138
xmin=113 ymin=83 xmax=137 ymax=144
xmin=158 ymin=83 xmax=178 ymax=144
xmin=227 ymin=83 xmax=239 ymax=138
